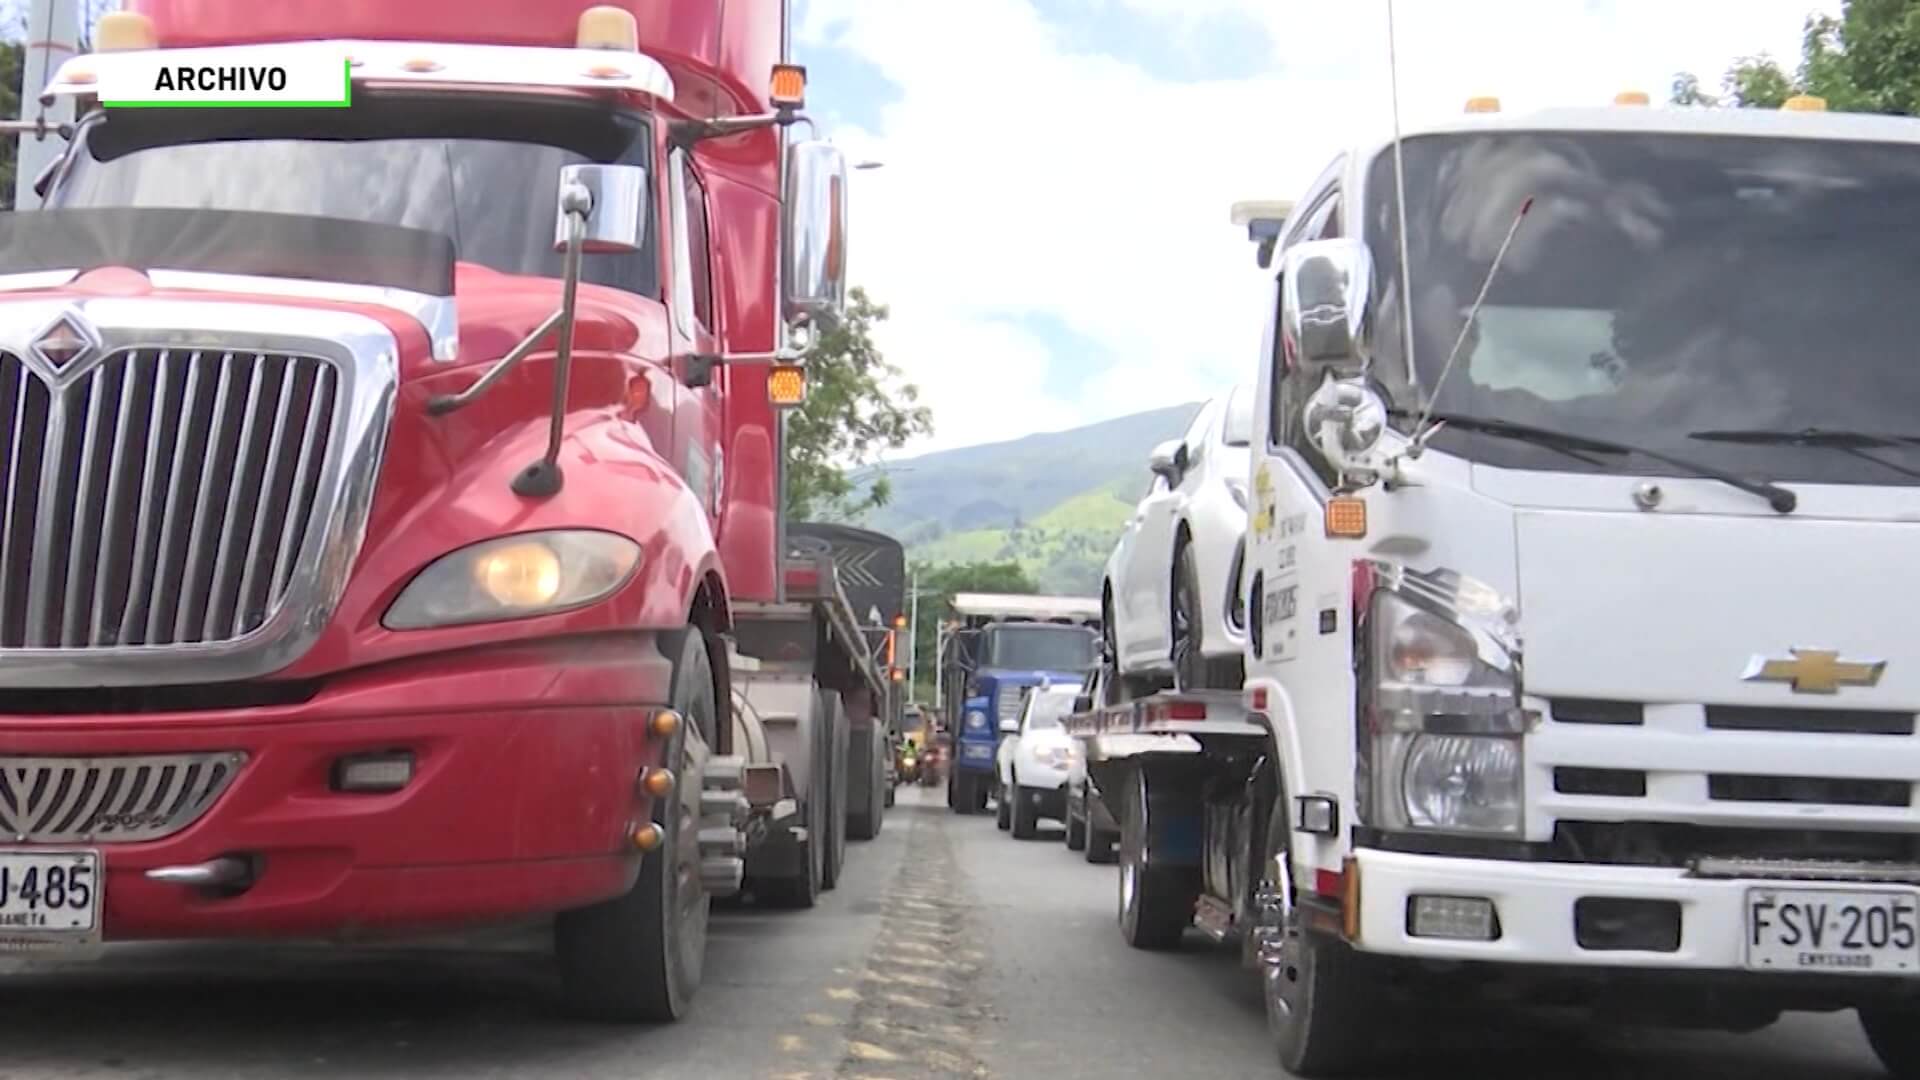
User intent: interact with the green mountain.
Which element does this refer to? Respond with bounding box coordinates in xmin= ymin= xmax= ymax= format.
xmin=856 ymin=403 xmax=1202 ymax=595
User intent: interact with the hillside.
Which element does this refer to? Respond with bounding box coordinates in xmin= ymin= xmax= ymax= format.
xmin=855 ymin=403 xmax=1202 ymax=595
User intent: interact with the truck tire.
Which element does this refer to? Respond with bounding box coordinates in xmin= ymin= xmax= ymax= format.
xmin=1065 ymin=788 xmax=1088 ymax=851
xmin=1259 ymin=797 xmax=1374 ymax=1076
xmin=820 ymin=690 xmax=849 ymax=891
xmin=1117 ymin=766 xmax=1197 ymax=950
xmin=555 ymin=625 xmax=714 ymax=1022
xmin=1011 ymin=783 xmax=1039 ymax=839
xmin=1860 ymin=1009 xmax=1920 ymax=1077
xmin=758 ymin=690 xmax=829 ymax=910
xmin=847 ymin=716 xmax=884 ymax=841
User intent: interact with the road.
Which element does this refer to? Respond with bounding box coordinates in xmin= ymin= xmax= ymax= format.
xmin=0 ymin=786 xmax=1895 ymax=1079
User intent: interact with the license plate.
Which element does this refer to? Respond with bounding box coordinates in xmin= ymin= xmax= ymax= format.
xmin=1745 ymin=887 xmax=1919 ymax=975
xmin=0 ymin=850 xmax=102 ymax=951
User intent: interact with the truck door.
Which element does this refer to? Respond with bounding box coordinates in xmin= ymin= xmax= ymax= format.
xmin=666 ymin=148 xmax=724 ymax=529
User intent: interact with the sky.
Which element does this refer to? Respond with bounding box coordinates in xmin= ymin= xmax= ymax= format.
xmin=795 ymin=0 xmax=1837 ymax=455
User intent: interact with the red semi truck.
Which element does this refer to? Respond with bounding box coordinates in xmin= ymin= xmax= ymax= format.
xmin=0 ymin=0 xmax=887 ymax=1021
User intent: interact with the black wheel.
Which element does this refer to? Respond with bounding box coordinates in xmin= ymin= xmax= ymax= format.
xmin=1862 ymin=1009 xmax=1920 ymax=1077
xmin=555 ymin=626 xmax=714 ymax=1022
xmin=820 ymin=692 xmax=849 ymax=891
xmin=1065 ymin=788 xmax=1088 ymax=851
xmin=759 ymin=694 xmax=830 ymax=909
xmin=1260 ymin=796 xmax=1376 ymax=1076
xmin=1100 ymin=590 xmax=1126 ymax=706
xmin=851 ymin=724 xmax=885 ymax=840
xmin=996 ymin=781 xmax=1012 ymax=830
xmin=1011 ymin=782 xmax=1038 ymax=839
xmin=1117 ymin=766 xmax=1196 ymax=950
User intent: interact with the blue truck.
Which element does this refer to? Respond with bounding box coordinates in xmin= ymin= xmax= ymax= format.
xmin=940 ymin=593 xmax=1101 ymax=814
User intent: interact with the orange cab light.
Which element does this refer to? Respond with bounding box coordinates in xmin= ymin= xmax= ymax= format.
xmin=1325 ymin=497 xmax=1368 ymax=539
xmin=770 ymin=63 xmax=807 ymax=109
xmin=402 ymin=57 xmax=443 ymax=74
xmin=651 ymin=709 xmax=682 ymax=738
xmin=1464 ymin=95 xmax=1501 ymax=114
xmin=585 ymin=63 xmax=630 ymax=81
xmin=577 ymin=5 xmax=640 ymax=51
xmin=642 ymin=768 xmax=675 ymax=797
xmin=95 ymin=12 xmax=158 ymax=52
xmin=1782 ymin=94 xmax=1828 ymax=112
xmin=64 ymin=67 xmax=97 ymax=86
xmin=767 ymin=363 xmax=807 ymax=407
xmin=1613 ymin=90 xmax=1650 ymax=106
xmin=631 ymin=822 xmax=665 ymax=851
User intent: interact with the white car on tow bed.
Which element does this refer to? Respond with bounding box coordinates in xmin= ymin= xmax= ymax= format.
xmin=996 ymin=682 xmax=1083 ymax=839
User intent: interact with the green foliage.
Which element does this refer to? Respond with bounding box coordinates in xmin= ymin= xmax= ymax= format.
xmin=1674 ymin=0 xmax=1920 ymax=115
xmin=906 ymin=559 xmax=1037 ymax=703
xmin=1 ymin=41 xmax=20 ymax=210
xmin=783 ymin=287 xmax=933 ymax=522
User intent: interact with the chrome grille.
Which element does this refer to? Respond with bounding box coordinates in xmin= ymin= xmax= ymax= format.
xmin=0 ymin=752 xmax=244 ymax=843
xmin=0 ymin=348 xmax=339 ymax=649
xmin=996 ymin=683 xmax=1026 ymax=727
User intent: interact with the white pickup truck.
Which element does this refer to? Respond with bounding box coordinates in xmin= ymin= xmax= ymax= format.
xmin=1075 ymin=93 xmax=1920 ymax=1078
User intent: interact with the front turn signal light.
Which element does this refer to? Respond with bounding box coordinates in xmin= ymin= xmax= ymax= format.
xmin=1325 ymin=497 xmax=1368 ymax=539
xmin=770 ymin=63 xmax=807 ymax=109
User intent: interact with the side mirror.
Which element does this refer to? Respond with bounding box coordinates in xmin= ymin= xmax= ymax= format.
xmin=554 ymin=164 xmax=646 ymax=254
xmin=998 ymin=717 xmax=1020 ymax=734
xmin=1148 ymin=439 xmax=1188 ymax=481
xmin=1303 ymin=373 xmax=1389 ymax=487
xmin=783 ymin=139 xmax=849 ymax=332
xmin=1279 ymin=238 xmax=1373 ymax=379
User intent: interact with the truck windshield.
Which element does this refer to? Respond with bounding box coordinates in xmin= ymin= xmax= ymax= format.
xmin=985 ymin=625 xmax=1096 ymax=672
xmin=48 ymin=96 xmax=657 ymax=295
xmin=1365 ymin=131 xmax=1920 ymax=486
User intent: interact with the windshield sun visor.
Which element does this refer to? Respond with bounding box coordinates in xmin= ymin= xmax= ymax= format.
xmin=0 ymin=208 xmax=455 ymax=298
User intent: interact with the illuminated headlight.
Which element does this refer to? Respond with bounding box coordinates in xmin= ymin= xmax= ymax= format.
xmin=965 ymin=710 xmax=988 ymax=732
xmin=1362 ymin=578 xmax=1527 ymax=837
xmin=385 ymin=530 xmax=641 ymax=630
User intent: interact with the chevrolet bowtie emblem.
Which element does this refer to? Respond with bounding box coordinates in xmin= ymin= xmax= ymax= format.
xmin=1742 ymin=648 xmax=1886 ymax=694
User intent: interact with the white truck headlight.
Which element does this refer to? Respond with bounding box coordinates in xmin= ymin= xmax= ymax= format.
xmin=1400 ymin=734 xmax=1522 ymax=833
xmin=386 ymin=530 xmax=641 ymax=630
xmin=1359 ymin=565 xmax=1529 ymax=837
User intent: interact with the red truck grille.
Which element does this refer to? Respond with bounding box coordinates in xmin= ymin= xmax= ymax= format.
xmin=0 ymin=752 xmax=244 ymax=843
xmin=0 ymin=348 xmax=339 ymax=649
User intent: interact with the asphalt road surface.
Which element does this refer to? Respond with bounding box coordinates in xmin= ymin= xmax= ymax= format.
xmin=0 ymin=786 xmax=1895 ymax=1079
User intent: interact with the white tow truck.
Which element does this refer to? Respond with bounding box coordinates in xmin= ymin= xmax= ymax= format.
xmin=1073 ymin=94 xmax=1920 ymax=1077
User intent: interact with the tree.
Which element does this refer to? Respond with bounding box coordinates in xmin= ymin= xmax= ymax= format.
xmin=783 ymin=287 xmax=933 ymax=522
xmin=906 ymin=559 xmax=1037 ymax=705
xmin=1 ymin=41 xmax=19 ymax=209
xmin=1674 ymin=0 xmax=1920 ymax=115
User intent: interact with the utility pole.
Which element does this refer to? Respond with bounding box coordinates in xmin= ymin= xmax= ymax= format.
xmin=906 ymin=570 xmax=918 ymax=695
xmin=15 ymin=0 xmax=82 ymax=210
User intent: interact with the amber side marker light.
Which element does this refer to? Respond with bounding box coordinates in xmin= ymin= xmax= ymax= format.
xmin=1325 ymin=497 xmax=1368 ymax=539
xmin=651 ymin=709 xmax=682 ymax=738
xmin=642 ymin=768 xmax=675 ymax=797
xmin=95 ymin=11 xmax=157 ymax=51
xmin=631 ymin=823 xmax=665 ymax=851
xmin=768 ymin=363 xmax=807 ymax=407
xmin=770 ymin=63 xmax=807 ymax=110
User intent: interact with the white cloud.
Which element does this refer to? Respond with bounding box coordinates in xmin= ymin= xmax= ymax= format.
xmin=804 ymin=0 xmax=1832 ymax=454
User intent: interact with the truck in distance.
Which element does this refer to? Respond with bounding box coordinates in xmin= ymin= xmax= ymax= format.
xmin=939 ymin=592 xmax=1100 ymax=814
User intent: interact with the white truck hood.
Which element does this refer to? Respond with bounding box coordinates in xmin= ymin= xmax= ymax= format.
xmin=1512 ymin=505 xmax=1920 ymax=709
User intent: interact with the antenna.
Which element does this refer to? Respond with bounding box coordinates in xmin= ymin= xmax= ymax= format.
xmin=1407 ymin=195 xmax=1534 ymax=453
xmin=1384 ymin=0 xmax=1417 ymax=387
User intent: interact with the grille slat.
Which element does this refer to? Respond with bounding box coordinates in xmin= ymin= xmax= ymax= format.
xmin=60 ymin=367 xmax=110 ymax=645
xmin=0 ymin=347 xmax=340 ymax=651
xmin=0 ymin=753 xmax=243 ymax=843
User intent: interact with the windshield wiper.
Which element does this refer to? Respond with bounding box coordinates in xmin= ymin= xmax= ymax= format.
xmin=1689 ymin=427 xmax=1920 ymax=481
xmin=1398 ymin=409 xmax=1799 ymax=513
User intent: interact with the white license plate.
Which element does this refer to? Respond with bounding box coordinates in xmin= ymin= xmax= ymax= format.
xmin=1745 ymin=887 xmax=1919 ymax=975
xmin=0 ymin=850 xmax=102 ymax=950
